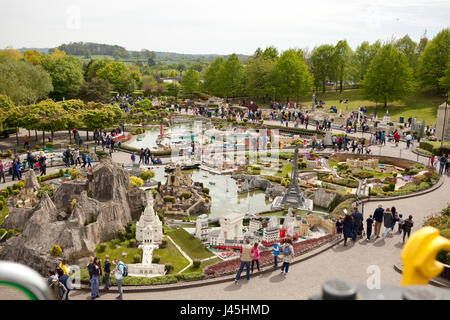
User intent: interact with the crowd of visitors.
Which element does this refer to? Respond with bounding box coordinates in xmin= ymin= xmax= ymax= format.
xmin=336 ymin=204 xmax=415 ymax=245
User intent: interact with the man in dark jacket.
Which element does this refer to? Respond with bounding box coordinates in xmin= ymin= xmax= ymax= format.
xmin=103 ymin=255 xmax=111 ymax=290
xmin=351 ymin=207 xmax=363 ymax=240
xmin=373 ymin=204 xmax=384 ymax=238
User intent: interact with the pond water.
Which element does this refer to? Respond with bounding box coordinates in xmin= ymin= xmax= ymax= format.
xmin=148 ymin=166 xmax=273 ymax=219
xmin=126 ymin=124 xmax=197 ymax=150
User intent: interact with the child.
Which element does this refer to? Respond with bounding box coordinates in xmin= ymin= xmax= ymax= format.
xmin=397 ymin=214 xmax=404 ymax=234
xmin=131 ymin=152 xmax=136 ymax=164
xmin=366 ymin=215 xmax=374 ymax=241
xmin=87 ymin=154 xmax=92 ymax=168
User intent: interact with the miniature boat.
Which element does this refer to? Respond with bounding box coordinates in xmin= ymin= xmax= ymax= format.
xmin=164 ymin=162 xmax=201 ymax=172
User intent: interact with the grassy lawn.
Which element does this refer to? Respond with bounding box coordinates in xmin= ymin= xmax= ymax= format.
xmin=0 ymin=206 xmax=8 ymax=225
xmin=183 ymin=257 xmax=222 ymax=273
xmin=167 ymin=227 xmax=214 ymax=260
xmin=297 ymin=89 xmax=443 ymax=125
xmin=153 ymin=236 xmax=190 ymax=273
xmin=94 ymin=241 xmax=143 ymax=266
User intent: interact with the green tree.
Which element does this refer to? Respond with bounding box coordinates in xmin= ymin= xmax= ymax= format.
xmin=245 ymin=55 xmax=276 ymax=102
xmin=332 ymin=40 xmax=353 ymax=92
xmin=41 ymin=55 xmax=84 ymax=100
xmin=418 ymin=28 xmax=450 ymax=91
xmin=166 ymin=82 xmax=180 ymax=98
xmin=4 ymin=105 xmax=26 ymax=144
xmin=181 ymin=68 xmax=201 ymax=95
xmin=353 ymin=41 xmax=381 ymax=82
xmin=31 ymin=99 xmax=68 ymax=143
xmin=79 ymin=77 xmax=112 ymax=102
xmin=394 ymin=35 xmax=419 ymax=76
xmin=0 ymin=94 xmax=14 ymax=128
xmin=204 ymin=57 xmax=224 ymax=95
xmin=362 ymin=44 xmax=414 ymax=108
xmin=0 ymin=58 xmax=53 ymax=104
xmin=97 ymin=61 xmax=138 ymax=94
xmin=273 ymin=49 xmax=313 ymax=102
xmin=310 ymin=45 xmax=335 ymax=92
xmin=217 ymin=54 xmax=243 ymax=98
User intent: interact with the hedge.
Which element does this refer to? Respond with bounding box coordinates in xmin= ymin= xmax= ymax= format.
xmin=119 ymin=144 xmax=172 ymax=157
xmin=419 ymin=141 xmax=450 ymax=156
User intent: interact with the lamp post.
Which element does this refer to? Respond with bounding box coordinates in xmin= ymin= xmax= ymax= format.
xmin=441 ymin=93 xmax=448 ymax=148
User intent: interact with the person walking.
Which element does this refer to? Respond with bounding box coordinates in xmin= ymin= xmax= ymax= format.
xmin=439 ymin=154 xmax=448 ymax=176
xmin=103 ymin=255 xmax=111 ymax=290
xmin=0 ymin=160 xmax=5 ymax=183
xmin=113 ymin=258 xmax=126 ymax=300
xmin=88 ymin=257 xmax=101 ymax=299
xmin=382 ymin=208 xmax=394 ymax=241
xmin=351 ymin=207 xmax=363 ymax=240
xmin=335 ymin=217 xmax=344 ymax=238
xmin=131 ymin=152 xmax=136 ymax=164
xmin=272 ymin=241 xmax=281 ymax=267
xmin=366 ymin=215 xmax=374 ymax=241
xmin=397 ymin=214 xmax=404 ymax=233
xmin=234 ymin=239 xmax=252 ymax=284
xmin=251 ymin=242 xmax=261 ymax=273
xmin=343 ymin=214 xmax=354 ymax=246
xmin=280 ymin=239 xmax=295 ymax=275
xmin=391 ymin=207 xmax=398 ymax=231
xmin=402 ymin=215 xmax=414 ymax=243
xmin=87 ymin=154 xmax=92 ymax=169
xmin=373 ymin=204 xmax=384 ymax=238
xmin=56 ymin=267 xmax=72 ymax=300
xmin=81 ymin=150 xmax=87 ymax=168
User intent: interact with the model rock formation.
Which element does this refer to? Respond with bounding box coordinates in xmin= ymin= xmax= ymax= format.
xmin=0 ymin=158 xmax=147 ymax=274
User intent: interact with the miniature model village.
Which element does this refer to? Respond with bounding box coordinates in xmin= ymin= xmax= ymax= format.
xmin=0 ymin=108 xmax=440 ymax=279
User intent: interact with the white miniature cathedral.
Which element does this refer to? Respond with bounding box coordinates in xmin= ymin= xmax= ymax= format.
xmin=136 ymin=196 xmax=163 ymax=245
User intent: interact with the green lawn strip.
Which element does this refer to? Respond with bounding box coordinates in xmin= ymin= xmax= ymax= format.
xmin=183 ymin=257 xmax=222 ymax=274
xmin=167 ymin=227 xmax=214 ymax=260
xmin=297 ymin=89 xmax=442 ymax=125
xmin=153 ymin=237 xmax=190 ymax=274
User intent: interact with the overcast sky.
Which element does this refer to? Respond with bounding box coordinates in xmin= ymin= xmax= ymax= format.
xmin=0 ymin=0 xmax=448 ymax=55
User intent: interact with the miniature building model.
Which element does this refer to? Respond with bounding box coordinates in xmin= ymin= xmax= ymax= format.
xmin=136 ymin=197 xmax=163 ymax=245
xmin=219 ymin=212 xmax=245 ymax=242
xmin=249 ymin=219 xmax=262 ymax=233
xmin=195 ymin=214 xmax=209 ymax=241
xmin=262 ymin=226 xmax=280 ymax=245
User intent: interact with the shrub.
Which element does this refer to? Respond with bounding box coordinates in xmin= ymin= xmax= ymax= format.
xmin=163 ymin=195 xmax=175 ymax=203
xmin=192 ymin=260 xmax=201 ymax=269
xmin=6 ymin=229 xmax=14 ymax=239
xmin=97 ymin=244 xmax=106 ymax=253
xmin=161 ymin=239 xmax=168 ymax=248
xmin=71 ymin=198 xmax=77 ymax=209
xmin=152 ymin=256 xmax=160 ymax=263
xmin=45 ymin=143 xmax=55 ymax=149
xmin=128 ymin=239 xmax=136 ymax=248
xmin=50 ymin=245 xmax=63 ymax=256
xmin=182 ymin=192 xmax=191 ymax=199
xmin=117 ymin=229 xmax=127 ymax=242
xmin=165 ymin=264 xmax=173 ymax=273
xmin=140 ymin=170 xmax=155 ymax=181
xmin=133 ymin=254 xmax=142 ymax=263
xmin=202 ymin=188 xmax=210 ymax=195
xmin=87 ymin=189 xmax=94 ymax=198
xmin=130 ymin=176 xmax=144 ymax=188
xmin=58 ymin=169 xmax=64 ymax=177
xmin=0 ymin=228 xmax=6 ymax=238
xmin=12 ymin=190 xmax=19 ymax=196
xmin=1 ymin=189 xmax=9 ymax=198
xmin=182 ymin=272 xmax=205 ymax=281
xmin=37 ymin=184 xmax=55 ymax=199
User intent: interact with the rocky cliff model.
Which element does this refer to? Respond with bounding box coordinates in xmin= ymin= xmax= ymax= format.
xmin=0 ymin=158 xmax=147 ymax=274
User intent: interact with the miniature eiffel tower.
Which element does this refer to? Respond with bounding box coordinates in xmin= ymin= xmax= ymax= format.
xmin=280 ymin=146 xmax=306 ymax=208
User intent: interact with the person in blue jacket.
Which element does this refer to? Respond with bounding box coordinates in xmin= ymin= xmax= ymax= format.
xmin=272 ymin=242 xmax=280 ymax=267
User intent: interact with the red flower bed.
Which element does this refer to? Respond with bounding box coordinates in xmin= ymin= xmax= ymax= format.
xmin=204 ymin=234 xmax=339 ymax=277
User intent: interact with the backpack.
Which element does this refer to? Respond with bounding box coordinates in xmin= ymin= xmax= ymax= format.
xmin=283 ymin=245 xmax=291 ymax=255
xmin=119 ymin=263 xmax=128 ymax=277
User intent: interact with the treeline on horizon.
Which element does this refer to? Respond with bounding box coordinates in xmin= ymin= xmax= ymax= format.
xmin=0 ymin=28 xmax=449 ymax=109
